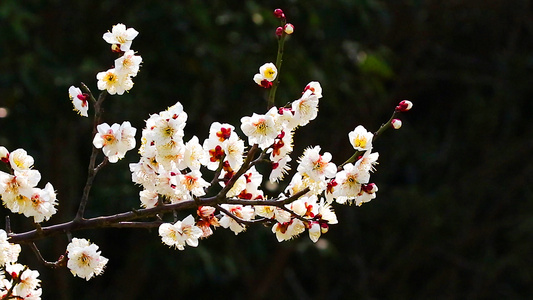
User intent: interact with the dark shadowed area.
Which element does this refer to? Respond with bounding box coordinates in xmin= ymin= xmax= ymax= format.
xmin=1 ymin=0 xmax=532 ymax=299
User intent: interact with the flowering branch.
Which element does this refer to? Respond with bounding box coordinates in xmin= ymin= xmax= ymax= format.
xmin=0 ymin=11 xmax=413 ymax=298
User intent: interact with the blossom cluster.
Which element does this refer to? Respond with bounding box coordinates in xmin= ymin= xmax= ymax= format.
xmin=97 ymin=24 xmax=142 ymax=95
xmin=0 ymin=230 xmax=41 ymax=300
xmin=0 ymin=147 xmax=58 ymax=223
xmin=68 ymin=23 xmax=142 ymax=117
xmin=134 ymin=76 xmax=388 ymax=249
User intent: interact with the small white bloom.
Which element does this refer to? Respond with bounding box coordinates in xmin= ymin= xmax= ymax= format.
xmin=67 ymin=238 xmax=109 ymax=281
xmin=240 ymin=107 xmax=280 ymax=149
xmin=114 ymin=50 xmax=142 ymax=77
xmin=0 ymin=230 xmax=21 ymax=266
xmin=68 ymin=86 xmax=89 ymax=117
xmin=96 ymin=68 xmax=134 ymax=95
xmin=93 ymin=122 xmax=136 ymax=163
xmin=303 ymin=81 xmax=322 ymax=98
xmin=297 ymin=146 xmax=336 ymax=182
xmin=5 ymin=263 xmax=41 ymax=298
xmin=158 ymin=215 xmax=203 ymax=250
xmin=219 ymin=204 xmax=255 ymax=235
xmin=348 ymin=125 xmax=373 ymax=151
xmin=8 ymin=148 xmax=34 ymax=171
xmin=102 ymin=23 xmax=139 ymax=51
xmin=139 ymin=189 xmax=159 ymax=208
xmin=272 ymin=219 xmax=305 ymax=242
xmin=27 ymin=182 xmax=57 ymax=223
xmin=292 ymin=90 xmax=320 ymax=127
xmin=182 ymin=136 xmax=206 ymax=171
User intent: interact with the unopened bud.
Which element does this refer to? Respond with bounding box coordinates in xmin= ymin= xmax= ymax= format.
xmin=284 ymin=23 xmax=294 ymax=35
xmin=273 ymin=8 xmax=285 ymax=19
xmin=111 ymin=44 xmax=122 ymax=53
xmin=0 ymin=146 xmax=8 ymax=164
xmin=362 ymin=183 xmax=378 ymax=194
xmin=395 ymin=100 xmax=413 ymax=112
xmin=275 ymin=26 xmax=284 ymax=37
xmin=320 ymin=223 xmax=329 ymax=234
xmin=391 ymin=119 xmax=402 ymax=129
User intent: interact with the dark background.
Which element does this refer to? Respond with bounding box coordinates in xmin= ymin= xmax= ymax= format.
xmin=1 ymin=0 xmax=532 ymax=299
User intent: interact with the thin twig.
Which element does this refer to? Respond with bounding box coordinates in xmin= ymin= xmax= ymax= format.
xmin=75 ymin=89 xmax=107 ymax=221
xmin=29 ymin=243 xmax=65 ymax=268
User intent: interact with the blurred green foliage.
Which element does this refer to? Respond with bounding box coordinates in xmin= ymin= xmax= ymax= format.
xmin=1 ymin=0 xmax=532 ymax=299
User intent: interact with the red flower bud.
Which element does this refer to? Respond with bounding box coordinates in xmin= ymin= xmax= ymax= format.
xmin=275 ymin=26 xmax=284 ymax=37
xmin=273 ymin=9 xmax=285 ymax=19
xmin=395 ymin=100 xmax=413 ymax=112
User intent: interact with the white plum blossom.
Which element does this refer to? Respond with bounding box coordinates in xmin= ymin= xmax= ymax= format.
xmin=114 ymin=50 xmax=142 ymax=77
xmin=27 ymin=183 xmax=57 ymax=223
xmin=96 ymin=68 xmax=134 ymax=95
xmin=253 ymin=62 xmax=277 ymax=87
xmin=269 ymin=155 xmax=291 ymax=183
xmin=179 ymin=170 xmax=209 ymax=198
xmin=4 ymin=263 xmax=41 ymax=299
xmin=93 ymin=122 xmax=137 ymax=163
xmin=66 ymin=238 xmax=109 ymax=281
xmin=240 ymin=107 xmax=280 ymax=149
xmin=297 ymin=146 xmax=336 ymax=182
xmin=102 ymin=23 xmax=139 ymax=52
xmin=0 ymin=230 xmax=21 ymax=266
xmin=303 ymin=81 xmax=323 ymax=99
xmin=158 ymin=215 xmax=203 ymax=250
xmin=219 ymin=204 xmax=255 ymax=235
xmin=348 ymin=125 xmax=374 ymax=151
xmin=139 ymin=189 xmax=159 ymax=208
xmin=272 ymin=219 xmax=306 ymax=242
xmin=292 ymin=88 xmax=320 ymax=127
xmin=222 ymin=135 xmax=245 ymax=170
xmin=8 ymin=148 xmax=34 ymax=171
xmin=181 ymin=136 xmax=206 ymax=171
xmin=68 ymin=86 xmax=89 ymax=117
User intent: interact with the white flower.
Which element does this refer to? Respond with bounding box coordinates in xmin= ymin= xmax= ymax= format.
xmin=158 ymin=215 xmax=203 ymax=250
xmin=27 ymin=183 xmax=57 ymax=223
xmin=292 ymin=89 xmax=320 ymax=127
xmin=93 ymin=122 xmax=136 ymax=163
xmin=5 ymin=263 xmax=41 ymax=298
xmin=0 ymin=170 xmax=41 ymax=216
xmin=222 ymin=135 xmax=245 ymax=170
xmin=240 ymin=107 xmax=280 ymax=149
xmin=179 ymin=170 xmax=209 ymax=198
xmin=139 ymin=189 xmax=159 ymax=208
xmin=272 ymin=219 xmax=305 ymax=242
xmin=114 ymin=50 xmax=142 ymax=77
xmin=67 ymin=238 xmax=109 ymax=280
xmin=102 ymin=23 xmax=139 ymax=51
xmin=0 ymin=147 xmax=8 ymax=162
xmin=219 ymin=204 xmax=255 ymax=235
xmin=181 ymin=136 xmax=206 ymax=171
xmin=253 ymin=63 xmax=278 ymax=87
xmin=269 ymin=155 xmax=291 ymax=183
xmin=8 ymin=148 xmax=34 ymax=171
xmin=348 ymin=125 xmax=373 ymax=151
xmin=96 ymin=68 xmax=134 ymax=95
xmin=303 ymin=81 xmax=323 ymax=98
xmin=0 ymin=230 xmax=21 ymax=266
xmin=297 ymin=146 xmax=336 ymax=182
xmin=208 ymin=122 xmax=235 ymax=143
xmin=333 ymin=163 xmax=367 ymax=204
xmin=68 ymin=86 xmax=89 ymax=117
